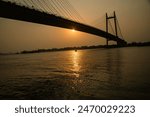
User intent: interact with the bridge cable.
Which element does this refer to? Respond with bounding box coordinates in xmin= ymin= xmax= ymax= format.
xmin=21 ymin=0 xmax=31 ymax=8
xmin=54 ymin=0 xmax=75 ymax=20
xmin=44 ymin=0 xmax=61 ymax=16
xmin=37 ymin=0 xmax=49 ymax=13
xmin=57 ymin=0 xmax=80 ymax=22
xmin=51 ymin=0 xmax=67 ymax=17
xmin=116 ymin=18 xmax=124 ymax=39
xmin=29 ymin=0 xmax=43 ymax=11
xmin=65 ymin=0 xmax=85 ymax=22
xmin=108 ymin=20 xmax=115 ymax=35
xmin=66 ymin=0 xmax=85 ymax=22
xmin=23 ymin=0 xmax=35 ymax=9
xmin=67 ymin=0 xmax=86 ymax=22
xmin=43 ymin=0 xmax=60 ymax=15
xmin=60 ymin=0 xmax=79 ymax=22
xmin=56 ymin=0 xmax=80 ymax=22
xmin=22 ymin=0 xmax=30 ymax=8
xmin=40 ymin=0 xmax=54 ymax=14
xmin=59 ymin=0 xmax=79 ymax=21
xmin=64 ymin=0 xmax=83 ymax=22
xmin=42 ymin=0 xmax=54 ymax=14
xmin=90 ymin=14 xmax=105 ymax=29
xmin=57 ymin=0 xmax=79 ymax=21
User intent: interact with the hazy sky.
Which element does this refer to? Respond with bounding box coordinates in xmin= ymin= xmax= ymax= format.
xmin=0 ymin=0 xmax=150 ymax=52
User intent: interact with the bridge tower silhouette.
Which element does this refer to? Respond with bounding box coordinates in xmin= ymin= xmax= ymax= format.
xmin=106 ymin=11 xmax=125 ymax=46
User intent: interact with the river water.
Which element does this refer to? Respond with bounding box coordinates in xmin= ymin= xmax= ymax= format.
xmin=0 ymin=47 xmax=150 ymax=99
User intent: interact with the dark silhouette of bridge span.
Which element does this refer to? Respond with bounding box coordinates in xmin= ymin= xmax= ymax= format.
xmin=0 ymin=0 xmax=127 ymax=46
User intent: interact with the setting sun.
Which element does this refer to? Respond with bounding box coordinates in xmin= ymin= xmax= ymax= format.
xmin=72 ymin=29 xmax=75 ymax=32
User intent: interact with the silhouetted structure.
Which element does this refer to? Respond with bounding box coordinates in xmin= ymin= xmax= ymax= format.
xmin=0 ymin=0 xmax=127 ymax=46
xmin=106 ymin=11 xmax=121 ymax=45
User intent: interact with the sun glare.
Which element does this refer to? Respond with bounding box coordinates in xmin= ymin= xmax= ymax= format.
xmin=72 ymin=29 xmax=75 ymax=32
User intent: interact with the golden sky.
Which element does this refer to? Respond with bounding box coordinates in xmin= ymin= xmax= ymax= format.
xmin=0 ymin=0 xmax=150 ymax=52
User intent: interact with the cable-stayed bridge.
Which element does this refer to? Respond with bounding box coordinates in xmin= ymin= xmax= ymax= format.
xmin=0 ymin=0 xmax=127 ymax=46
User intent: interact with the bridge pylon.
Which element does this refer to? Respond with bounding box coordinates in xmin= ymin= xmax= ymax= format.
xmin=106 ymin=11 xmax=125 ymax=46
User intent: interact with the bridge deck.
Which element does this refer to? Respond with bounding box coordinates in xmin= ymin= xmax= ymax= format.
xmin=0 ymin=1 xmax=126 ymax=45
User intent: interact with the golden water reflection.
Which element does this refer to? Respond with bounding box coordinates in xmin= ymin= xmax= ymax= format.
xmin=71 ymin=51 xmax=81 ymax=78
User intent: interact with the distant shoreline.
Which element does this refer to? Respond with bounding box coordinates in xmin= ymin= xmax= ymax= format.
xmin=0 ymin=41 xmax=150 ymax=55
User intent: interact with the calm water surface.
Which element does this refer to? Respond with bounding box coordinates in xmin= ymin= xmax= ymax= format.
xmin=0 ymin=47 xmax=150 ymax=99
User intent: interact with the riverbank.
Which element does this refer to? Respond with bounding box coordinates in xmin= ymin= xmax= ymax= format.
xmin=0 ymin=41 xmax=150 ymax=55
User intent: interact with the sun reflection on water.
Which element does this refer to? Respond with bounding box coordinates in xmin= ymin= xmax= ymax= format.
xmin=72 ymin=51 xmax=81 ymax=78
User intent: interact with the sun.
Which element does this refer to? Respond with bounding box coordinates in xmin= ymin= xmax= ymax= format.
xmin=72 ymin=29 xmax=75 ymax=32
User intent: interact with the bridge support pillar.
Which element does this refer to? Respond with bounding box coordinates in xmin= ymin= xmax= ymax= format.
xmin=106 ymin=11 xmax=121 ymax=46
